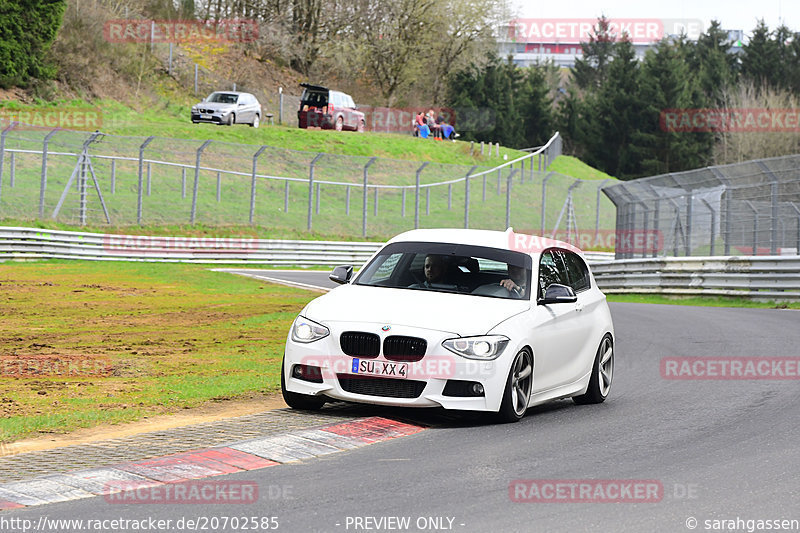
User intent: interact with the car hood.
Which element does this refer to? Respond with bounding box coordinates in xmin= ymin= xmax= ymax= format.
xmin=303 ymin=284 xmax=529 ymax=336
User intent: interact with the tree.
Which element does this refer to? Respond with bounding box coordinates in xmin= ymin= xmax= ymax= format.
xmin=0 ymin=0 xmax=66 ymax=88
xmin=583 ymin=38 xmax=646 ymax=178
xmin=572 ymin=16 xmax=616 ymax=90
xmin=687 ymin=20 xmax=738 ymax=104
xmin=635 ymin=38 xmax=712 ymax=175
xmin=740 ymin=20 xmax=778 ymax=89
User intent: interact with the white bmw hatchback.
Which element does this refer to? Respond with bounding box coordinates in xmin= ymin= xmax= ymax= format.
xmin=282 ymin=228 xmax=614 ymax=422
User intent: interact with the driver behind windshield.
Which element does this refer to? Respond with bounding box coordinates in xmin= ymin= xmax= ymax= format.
xmin=409 ymin=254 xmax=447 ymax=288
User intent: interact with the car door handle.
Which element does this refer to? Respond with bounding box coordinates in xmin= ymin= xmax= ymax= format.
xmin=575 ymin=302 xmax=584 ymax=312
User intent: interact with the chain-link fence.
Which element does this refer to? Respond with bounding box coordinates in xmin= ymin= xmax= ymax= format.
xmin=0 ymin=125 xmax=619 ymax=240
xmin=603 ymin=156 xmax=800 ymax=258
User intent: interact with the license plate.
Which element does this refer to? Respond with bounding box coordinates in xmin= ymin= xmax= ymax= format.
xmin=351 ymin=359 xmax=408 ymax=379
xmin=201 ymin=114 xmax=212 ymax=120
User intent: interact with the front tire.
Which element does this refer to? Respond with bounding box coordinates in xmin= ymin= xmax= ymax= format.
xmin=281 ymin=358 xmax=326 ymax=410
xmin=250 ymin=114 xmax=260 ymax=128
xmin=227 ymin=113 xmax=235 ymax=126
xmin=573 ymin=334 xmax=613 ymax=405
xmin=357 ymin=119 xmax=365 ymax=133
xmin=496 ymin=348 xmax=533 ymax=423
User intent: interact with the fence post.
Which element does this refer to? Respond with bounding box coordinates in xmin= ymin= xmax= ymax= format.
xmin=701 ymin=199 xmax=716 ymax=256
xmin=39 ymin=128 xmax=59 ymax=218
xmin=217 ymin=172 xmax=222 ymax=202
xmin=541 ymin=173 xmax=554 ymax=234
xmin=652 ymin=198 xmax=660 ymax=258
xmin=249 ymin=145 xmax=268 ymax=224
xmin=307 ymin=153 xmax=324 ymax=231
xmin=496 ymin=169 xmax=501 ymax=195
xmin=110 ymin=159 xmax=116 ymax=195
xmin=464 ymin=165 xmax=477 ymax=229
xmin=414 ymin=162 xmax=428 ymax=229
xmin=362 ymin=157 xmax=376 ymax=237
xmin=505 ymin=169 xmax=517 ymax=229
xmin=744 ymin=201 xmax=758 ymax=255
xmin=190 ymin=140 xmax=212 ymax=224
xmin=284 ymin=180 xmax=290 ymax=212
xmin=447 ymin=183 xmax=452 ymax=210
xmin=138 ymin=136 xmax=155 ymax=225
xmin=0 ymin=123 xmax=16 ymax=205
xmin=426 ymin=187 xmax=430 ymax=216
xmin=373 ymin=187 xmax=378 ymax=216
xmin=181 ymin=167 xmax=186 ymax=199
xmin=595 ymin=179 xmax=611 ymax=249
xmin=345 ymin=185 xmax=350 ymax=215
xmin=685 ymin=193 xmax=693 ymax=256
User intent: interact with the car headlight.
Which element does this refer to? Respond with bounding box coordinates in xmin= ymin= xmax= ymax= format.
xmin=291 ymin=316 xmax=329 ymax=343
xmin=442 ymin=335 xmax=509 ymax=360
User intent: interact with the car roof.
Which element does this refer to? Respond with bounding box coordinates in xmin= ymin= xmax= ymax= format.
xmin=386 ymin=228 xmax=585 ymax=259
xmin=209 ymin=91 xmax=253 ymax=97
xmin=300 ymin=83 xmax=329 ymax=92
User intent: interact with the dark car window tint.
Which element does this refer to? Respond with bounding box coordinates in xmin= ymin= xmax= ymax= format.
xmin=563 ymin=251 xmax=591 ymax=292
xmin=538 ymin=250 xmax=569 ymax=297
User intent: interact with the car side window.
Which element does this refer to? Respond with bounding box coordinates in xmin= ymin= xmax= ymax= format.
xmin=562 ymin=251 xmax=591 ymax=292
xmin=538 ymin=250 xmax=569 ymax=298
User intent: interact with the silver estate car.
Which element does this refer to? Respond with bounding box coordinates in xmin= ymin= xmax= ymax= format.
xmin=191 ymin=91 xmax=262 ymax=127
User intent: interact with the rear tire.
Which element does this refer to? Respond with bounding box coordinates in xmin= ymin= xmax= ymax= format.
xmin=281 ymin=358 xmax=326 ymax=410
xmin=573 ymin=334 xmax=613 ymax=405
xmin=335 ymin=116 xmax=344 ymax=132
xmin=496 ymin=348 xmax=533 ymax=423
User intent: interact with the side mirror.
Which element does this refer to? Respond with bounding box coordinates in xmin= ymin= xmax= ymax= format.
xmin=330 ymin=265 xmax=353 ymax=285
xmin=538 ymin=283 xmax=577 ymax=305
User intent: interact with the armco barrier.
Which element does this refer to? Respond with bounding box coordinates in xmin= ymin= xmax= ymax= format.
xmin=0 ymin=227 xmax=380 ymax=266
xmin=592 ymin=256 xmax=800 ymax=300
xmin=0 ymin=226 xmax=614 ymax=266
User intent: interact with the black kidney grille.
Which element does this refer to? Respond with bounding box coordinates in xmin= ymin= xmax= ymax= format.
xmin=383 ymin=336 xmax=427 ymax=362
xmin=337 ymin=374 xmax=426 ymax=398
xmin=340 ymin=332 xmax=380 ymax=357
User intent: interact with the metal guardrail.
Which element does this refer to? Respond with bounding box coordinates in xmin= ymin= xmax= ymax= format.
xmin=0 ymin=227 xmax=380 ymax=266
xmin=1 ymin=226 xmax=614 ymax=267
xmin=592 ymin=256 xmax=800 ymax=300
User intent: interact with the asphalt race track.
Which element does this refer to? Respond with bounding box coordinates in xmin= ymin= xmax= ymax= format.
xmin=4 ymin=270 xmax=800 ymax=533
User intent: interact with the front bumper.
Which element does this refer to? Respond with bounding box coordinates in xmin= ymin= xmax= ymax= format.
xmin=283 ymin=322 xmax=510 ymax=412
xmin=191 ymin=111 xmax=231 ymax=124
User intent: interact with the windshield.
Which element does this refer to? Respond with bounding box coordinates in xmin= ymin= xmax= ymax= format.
xmin=207 ymin=92 xmax=239 ymax=104
xmin=354 ymin=241 xmax=532 ymax=300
